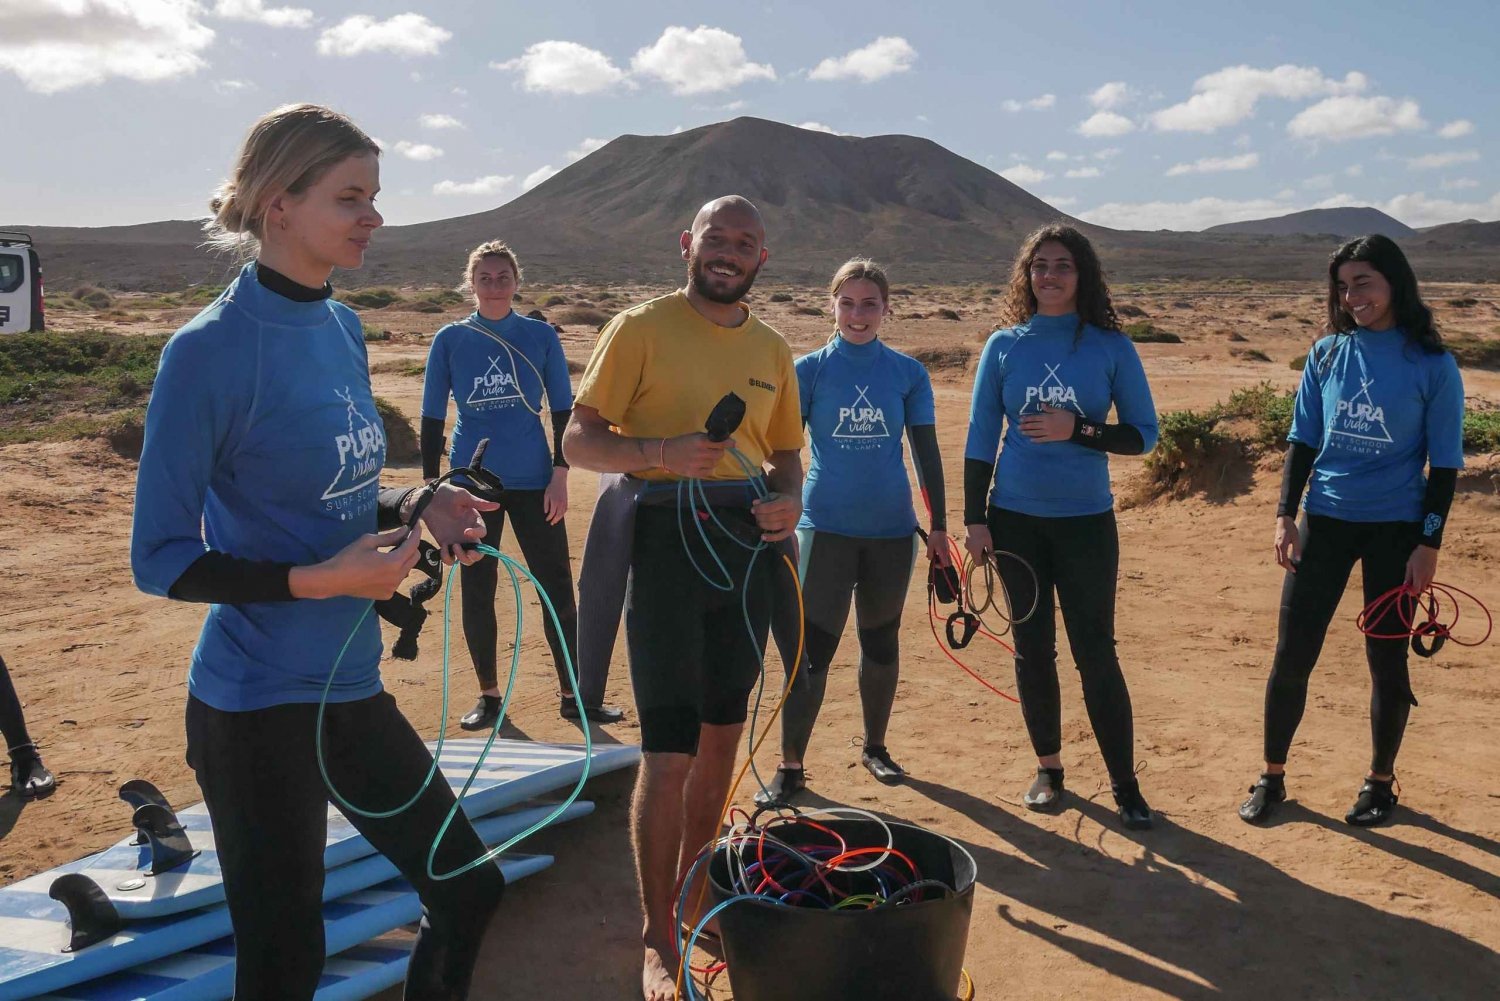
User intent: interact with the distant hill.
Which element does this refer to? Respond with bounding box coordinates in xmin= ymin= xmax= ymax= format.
xmin=7 ymin=119 xmax=1499 ymax=290
xmin=1206 ymin=207 xmax=1417 ymax=239
xmin=1415 ymin=219 xmax=1500 ymax=247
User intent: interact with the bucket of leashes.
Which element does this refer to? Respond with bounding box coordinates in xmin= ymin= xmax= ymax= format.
xmin=700 ymin=811 xmax=977 ymax=1001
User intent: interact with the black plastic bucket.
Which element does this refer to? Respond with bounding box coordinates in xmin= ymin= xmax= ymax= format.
xmin=706 ymin=817 xmax=976 ymax=1001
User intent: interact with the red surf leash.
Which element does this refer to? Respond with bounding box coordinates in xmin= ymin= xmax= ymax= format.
xmin=1357 ymin=581 xmax=1493 ymax=658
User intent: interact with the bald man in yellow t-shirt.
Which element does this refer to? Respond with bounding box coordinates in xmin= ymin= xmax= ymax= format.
xmin=564 ymin=195 xmax=803 ymax=1001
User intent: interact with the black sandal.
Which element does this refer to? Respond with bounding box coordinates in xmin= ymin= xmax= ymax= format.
xmin=753 ymin=765 xmax=806 ymax=808
xmin=1238 ymin=773 xmax=1286 ymax=825
xmin=1346 ymin=778 xmax=1398 ymax=827
xmin=860 ymin=745 xmax=906 ymax=785
xmin=1022 ymin=767 xmax=1065 ymax=811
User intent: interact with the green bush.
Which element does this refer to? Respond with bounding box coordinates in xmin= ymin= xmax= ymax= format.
xmin=1447 ymin=336 xmax=1500 ymax=370
xmin=538 ymin=294 xmax=570 ymax=307
xmin=1289 ymin=354 xmax=1308 ymax=370
xmin=73 ymin=285 xmax=113 ymax=309
xmin=363 ymin=328 xmax=391 ymax=342
xmin=768 ymin=292 xmax=794 ymax=303
xmin=1142 ymin=408 xmax=1242 ymax=498
xmin=1231 ymin=347 xmax=1273 ymax=363
xmin=1221 ymin=381 xmax=1295 ymax=449
xmin=793 ymin=305 xmax=824 ymax=317
xmin=338 ymin=287 xmax=402 ymax=309
xmin=373 ymin=397 xmax=420 ymax=461
xmin=553 ymin=305 xmax=612 ymax=327
xmin=1125 ymin=321 xmax=1182 ymax=344
xmin=1464 ymin=410 xmax=1500 ymax=453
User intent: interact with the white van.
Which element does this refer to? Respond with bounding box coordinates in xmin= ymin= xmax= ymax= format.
xmin=0 ymin=231 xmax=45 ymax=334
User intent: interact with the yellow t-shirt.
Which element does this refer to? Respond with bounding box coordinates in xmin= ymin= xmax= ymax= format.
xmin=576 ymin=291 xmax=803 ymax=482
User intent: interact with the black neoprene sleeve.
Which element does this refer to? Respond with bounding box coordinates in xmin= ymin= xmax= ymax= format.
xmin=1069 ymin=417 xmax=1146 ymax=455
xmin=420 ymin=417 xmax=446 ymax=481
xmin=377 ymin=486 xmax=418 ymax=530
xmin=168 ymin=553 xmax=295 ymax=603
xmin=1277 ymin=442 xmax=1318 ymax=518
xmin=551 ymin=409 xmax=571 ymax=468
xmin=964 ymin=458 xmax=995 ymax=527
xmin=907 ymin=424 xmax=946 ymax=531
xmin=1418 ymin=467 xmax=1458 ymax=549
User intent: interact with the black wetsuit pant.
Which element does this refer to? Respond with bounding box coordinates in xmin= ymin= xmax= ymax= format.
xmin=1263 ymin=514 xmax=1419 ymax=775
xmin=0 ymin=653 xmax=37 ymax=759
xmin=779 ymin=531 xmax=917 ymax=762
xmin=989 ymin=506 xmax=1138 ymax=785
xmin=186 ymin=692 xmax=505 ymax=1001
xmin=460 ymin=491 xmax=578 ymax=693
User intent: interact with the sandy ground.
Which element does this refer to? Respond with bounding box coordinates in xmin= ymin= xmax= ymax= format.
xmin=3 ymin=285 xmax=1500 ymax=1000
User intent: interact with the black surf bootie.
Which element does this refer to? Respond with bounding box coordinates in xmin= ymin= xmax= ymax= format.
xmin=861 ymin=745 xmax=906 ymax=785
xmin=1346 ymin=778 xmax=1398 ymax=828
xmin=459 ymin=695 xmax=502 ymax=732
xmin=1238 ymin=772 xmax=1287 ymax=825
xmin=559 ymin=699 xmax=625 ymax=724
xmin=1112 ymin=779 xmax=1153 ymax=831
xmin=9 ymin=744 xmax=55 ymax=799
xmin=1022 ymin=767 xmax=1065 ymax=811
xmin=753 ymin=765 xmax=807 ymax=808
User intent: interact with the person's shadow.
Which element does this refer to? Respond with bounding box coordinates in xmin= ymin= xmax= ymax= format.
xmin=906 ymin=776 xmax=1500 ymax=1000
xmin=0 ymin=791 xmax=25 ymax=841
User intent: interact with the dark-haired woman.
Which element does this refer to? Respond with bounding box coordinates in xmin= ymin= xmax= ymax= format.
xmin=963 ymin=224 xmax=1158 ymax=830
xmin=1239 ymin=234 xmax=1464 ymax=828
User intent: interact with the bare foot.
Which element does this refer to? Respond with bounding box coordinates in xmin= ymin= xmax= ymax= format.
xmin=642 ymin=941 xmax=677 ymax=1001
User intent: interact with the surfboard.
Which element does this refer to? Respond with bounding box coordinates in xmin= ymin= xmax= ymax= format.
xmin=76 ymin=738 xmax=637 ymax=920
xmin=27 ymin=852 xmax=553 ymax=1001
xmin=0 ymin=801 xmax=593 ymax=1001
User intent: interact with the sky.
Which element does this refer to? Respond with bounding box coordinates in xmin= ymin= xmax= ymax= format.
xmin=4 ymin=0 xmax=1498 ymax=232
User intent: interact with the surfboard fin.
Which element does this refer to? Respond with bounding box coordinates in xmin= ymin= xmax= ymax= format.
xmin=132 ymin=802 xmax=200 ymax=875
xmin=48 ymin=874 xmax=122 ymax=952
xmin=119 ymin=779 xmax=175 ymax=846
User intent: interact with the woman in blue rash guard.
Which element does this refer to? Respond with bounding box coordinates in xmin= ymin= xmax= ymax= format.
xmin=421 ymin=242 xmax=623 ymax=729
xmin=756 ymin=258 xmax=952 ymax=807
xmin=963 ymin=224 xmax=1159 ymax=831
xmin=130 ymin=103 xmax=506 ymax=1001
xmin=1239 ymin=235 xmax=1465 ymax=828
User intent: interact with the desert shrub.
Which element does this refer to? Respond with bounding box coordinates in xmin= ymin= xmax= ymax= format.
xmin=1447 ymin=297 xmax=1479 ymax=308
xmin=373 ymin=397 xmax=420 ymax=461
xmin=71 ymin=285 xmax=113 ymax=309
xmin=553 ymin=305 xmax=612 ymax=327
xmin=1464 ymin=410 xmax=1500 ymax=452
xmin=1231 ymin=347 xmax=1273 ymax=363
xmin=339 ymin=287 xmax=402 ymax=309
xmin=936 ymin=308 xmax=961 ymax=321
xmin=1447 ymin=336 xmax=1500 ymax=370
xmin=1221 ymin=381 xmax=1295 ymax=449
xmin=793 ymin=305 xmax=824 ymax=317
xmin=538 ymin=294 xmax=570 ymax=307
xmin=891 ymin=287 xmax=914 ymax=296
xmin=363 ymin=328 xmax=391 ymax=342
xmin=769 ymin=292 xmax=794 ymax=303
xmin=908 ymin=345 xmax=972 ymax=371
xmin=1267 ymin=310 xmax=1290 ymax=320
xmin=370 ymin=359 xmax=426 ymax=377
xmin=1117 ymin=303 xmax=1147 ymax=318
xmin=1124 ymin=321 xmax=1182 ymax=344
xmin=1172 ymin=300 xmax=1194 ymax=309
xmin=1224 ymin=330 xmax=1248 ymax=342
xmin=1289 ymin=354 xmax=1308 ymax=370
xmin=407 ymin=301 xmax=443 ymax=314
xmin=567 ymin=359 xmax=586 ymax=374
xmin=1142 ymin=409 xmax=1244 ymax=499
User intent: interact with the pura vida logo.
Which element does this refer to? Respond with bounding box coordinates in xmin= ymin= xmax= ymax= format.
xmin=467 ymin=355 xmax=522 ymax=407
xmin=1330 ymin=375 xmax=1393 ymax=446
xmin=322 ymin=387 xmax=386 ymax=502
xmin=832 ymin=385 xmax=890 ymax=440
xmin=1021 ymin=363 xmax=1084 ymax=414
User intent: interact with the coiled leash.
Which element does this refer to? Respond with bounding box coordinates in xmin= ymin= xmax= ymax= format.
xmin=1358 ymin=581 xmax=1493 ymax=659
xmin=318 ymin=436 xmax=591 ymax=881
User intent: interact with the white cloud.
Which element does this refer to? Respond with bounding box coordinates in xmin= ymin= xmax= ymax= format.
xmin=1345 ymin=163 xmax=1364 ymax=177
xmin=0 ymin=0 xmax=215 ymax=94
xmin=1378 ymin=190 xmax=1500 ymax=228
xmin=797 ymin=121 xmax=852 ymax=135
xmin=1150 ymin=64 xmax=1367 ymax=132
xmin=1164 ymin=152 xmax=1260 ymax=176
xmin=1093 ymin=147 xmax=1122 ymax=160
xmin=1076 ymin=111 xmax=1134 ymax=137
xmin=393 ymin=140 xmax=443 ymax=161
xmin=1088 ymin=81 xmax=1131 ymax=109
xmin=1233 ymin=133 xmax=1253 ymax=149
xmin=493 ymin=40 xmax=630 ymax=95
xmin=1407 ymin=150 xmax=1479 ymax=170
xmin=1000 ymin=164 xmax=1050 ymax=185
xmin=419 ymin=113 xmax=464 ymax=130
xmin=1045 ymin=150 xmax=1070 ymax=162
xmin=316 ymin=13 xmax=450 ymax=58
xmin=1437 ymin=119 xmax=1474 ymax=139
xmin=1442 ymin=178 xmax=1479 ymax=190
xmin=567 ymin=137 xmax=610 ymax=161
xmin=523 ymin=165 xmax=558 ymax=190
xmin=1302 ymin=173 xmax=1336 ymax=190
xmin=808 ymin=35 xmax=915 ymax=83
xmin=433 ymin=174 xmax=515 ymax=197
xmin=212 ymin=0 xmax=312 ymax=29
xmin=1001 ymin=94 xmax=1055 ymax=112
xmin=213 ymin=78 xmax=253 ymax=93
xmin=1287 ymin=95 xmax=1425 ymax=141
xmin=1080 ymin=195 xmax=1305 ymax=231
xmin=631 ymin=25 xmax=775 ymax=95
xmin=1038 ymin=195 xmax=1078 ymax=208
xmin=1065 ymin=166 xmax=1103 ymax=178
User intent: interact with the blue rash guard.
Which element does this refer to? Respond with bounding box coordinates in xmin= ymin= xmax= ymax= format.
xmin=1289 ymin=328 xmax=1465 ymax=523
xmin=796 ymin=335 xmax=936 ymax=538
xmin=130 ymin=263 xmax=388 ymax=712
xmin=964 ymin=312 xmax=1158 ymax=518
xmin=421 ymin=311 xmax=573 ymax=490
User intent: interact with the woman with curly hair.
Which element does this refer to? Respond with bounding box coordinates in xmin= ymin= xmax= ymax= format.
xmin=963 ymin=223 xmax=1159 ymax=830
xmin=1239 ymin=234 xmax=1464 ymax=828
